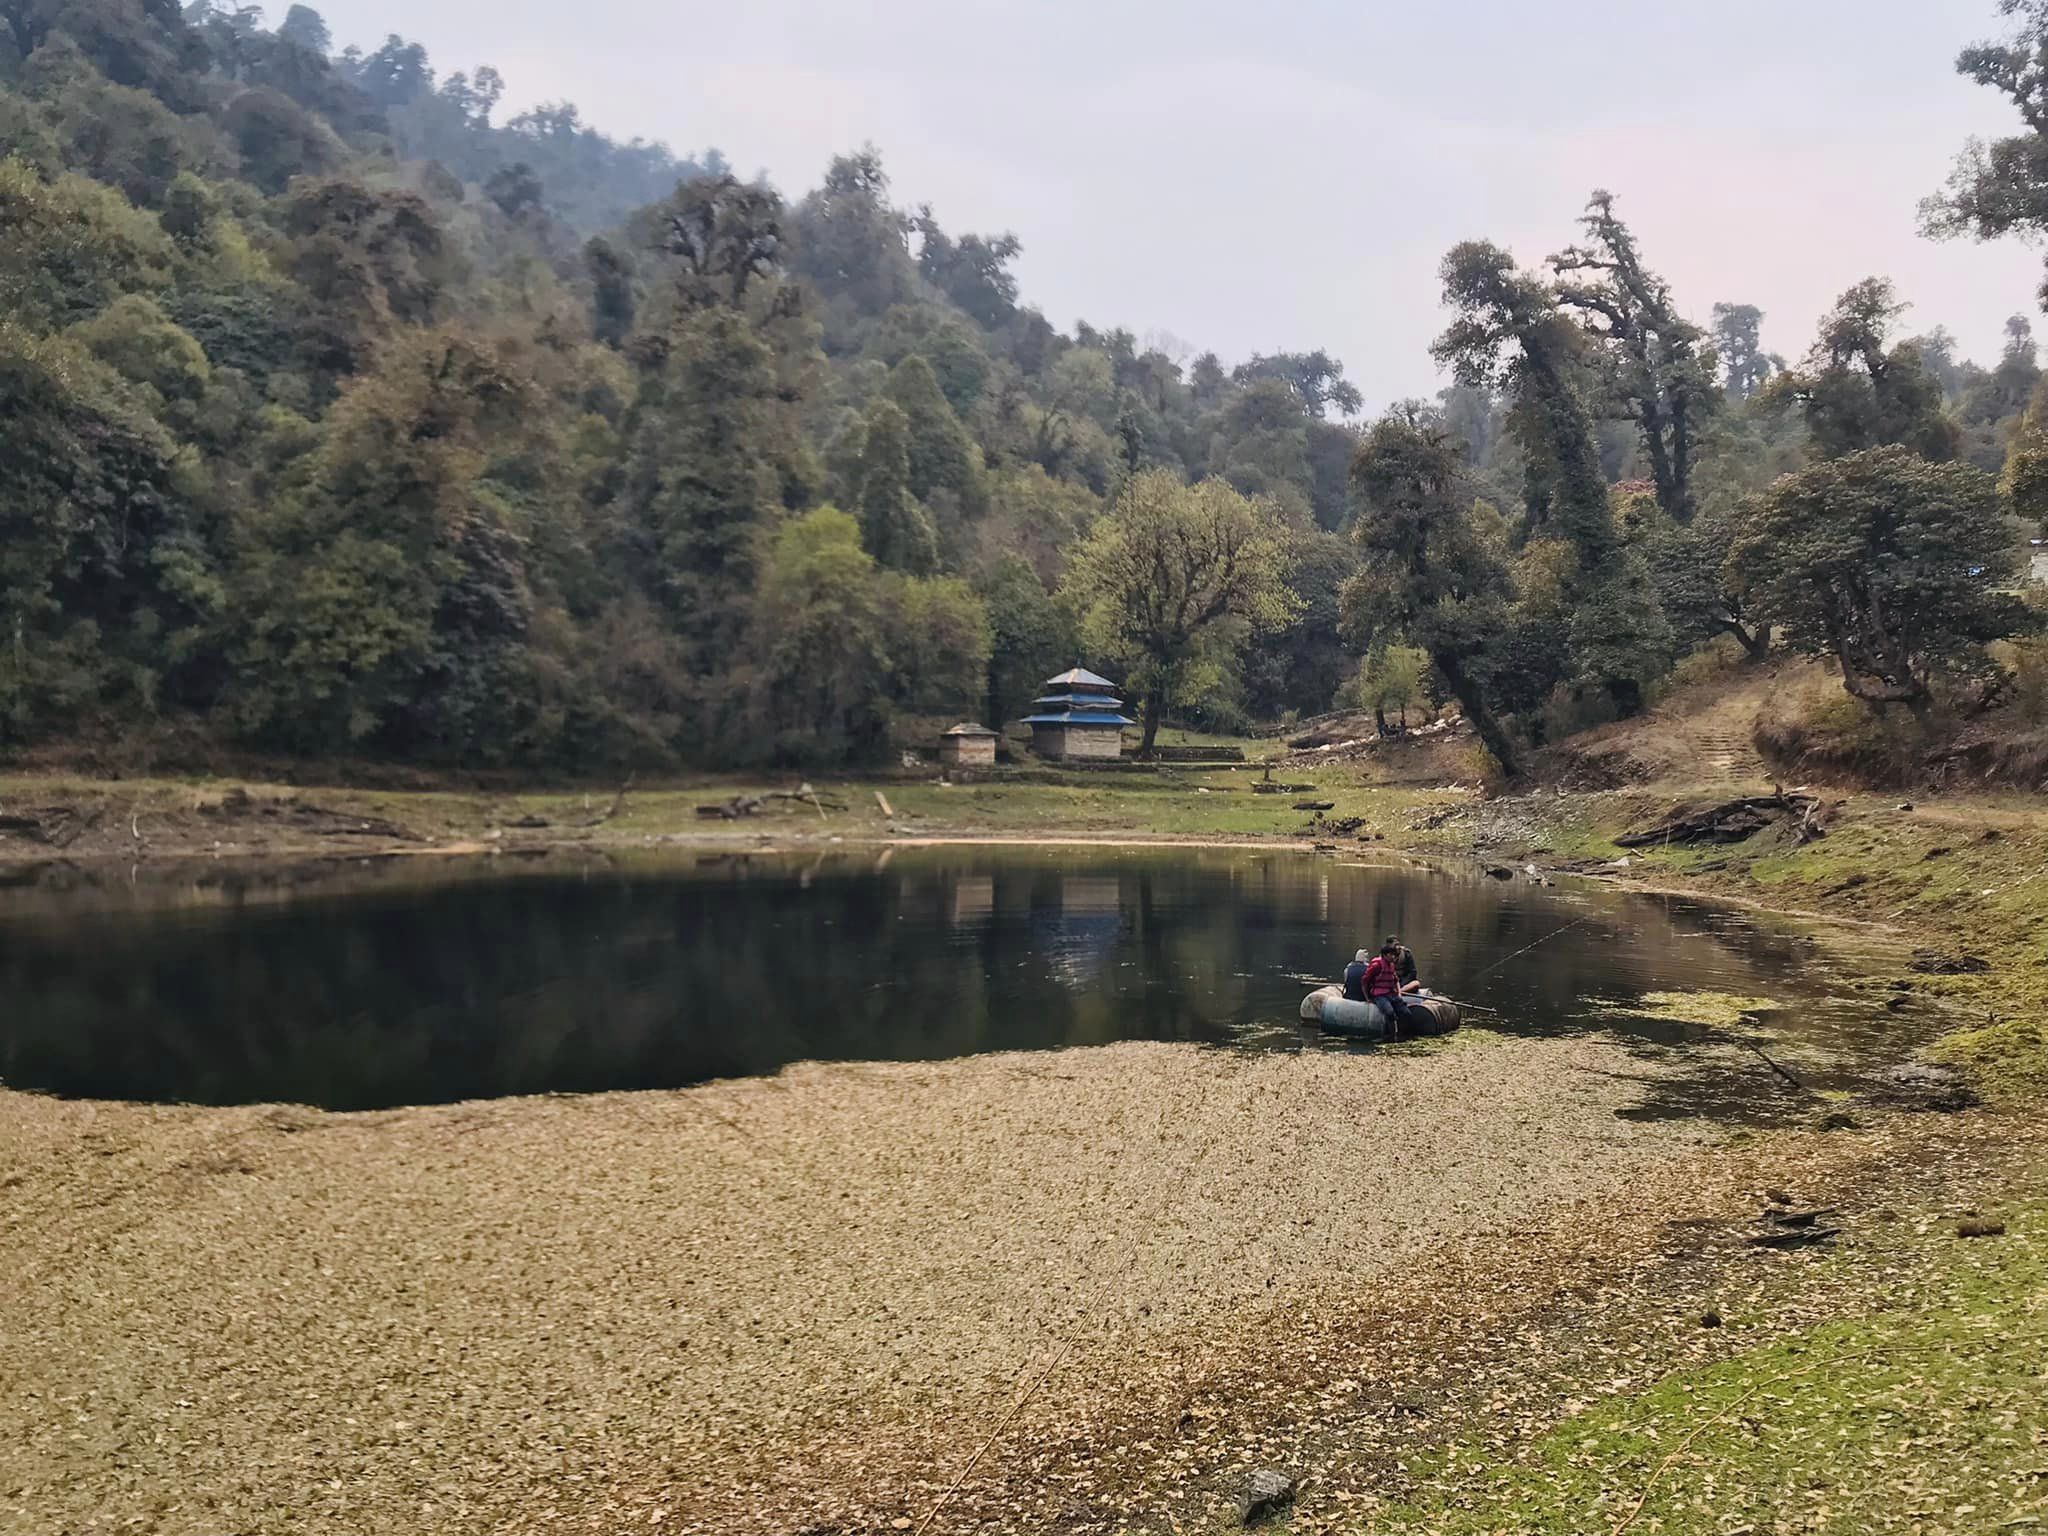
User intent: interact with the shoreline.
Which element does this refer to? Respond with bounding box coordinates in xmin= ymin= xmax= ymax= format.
xmin=4 ymin=771 xmax=2043 ymax=1531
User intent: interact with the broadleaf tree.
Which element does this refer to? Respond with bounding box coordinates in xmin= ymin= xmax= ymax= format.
xmin=1730 ymin=445 xmax=2028 ymax=720
xmin=1344 ymin=414 xmax=1521 ymax=775
xmin=1061 ymin=470 xmax=1297 ymax=755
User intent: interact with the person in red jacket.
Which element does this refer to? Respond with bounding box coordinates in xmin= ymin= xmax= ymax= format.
xmin=1362 ymin=942 xmax=1420 ymax=1034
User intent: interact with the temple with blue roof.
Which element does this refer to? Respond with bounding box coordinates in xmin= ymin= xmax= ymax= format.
xmin=1022 ymin=668 xmax=1136 ymax=760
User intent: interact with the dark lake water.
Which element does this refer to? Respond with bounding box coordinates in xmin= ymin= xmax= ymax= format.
xmin=0 ymin=846 xmax=1895 ymax=1114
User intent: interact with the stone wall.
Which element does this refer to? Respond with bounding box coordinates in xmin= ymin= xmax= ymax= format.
xmin=942 ymin=737 xmax=996 ymax=767
xmin=1064 ymin=725 xmax=1126 ymax=759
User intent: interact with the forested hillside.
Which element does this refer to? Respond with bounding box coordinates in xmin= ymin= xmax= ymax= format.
xmin=3 ymin=0 xmax=2046 ymax=774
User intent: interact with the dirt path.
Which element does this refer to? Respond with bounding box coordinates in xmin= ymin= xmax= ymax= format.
xmin=1548 ymin=663 xmax=1795 ymax=788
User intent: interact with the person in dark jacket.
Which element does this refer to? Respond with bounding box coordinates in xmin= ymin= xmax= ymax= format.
xmin=1384 ymin=935 xmax=1419 ymax=990
xmin=1341 ymin=948 xmax=1372 ymax=1002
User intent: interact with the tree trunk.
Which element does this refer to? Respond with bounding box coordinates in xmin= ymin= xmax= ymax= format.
xmin=1139 ymin=685 xmax=1164 ymax=758
xmin=1723 ymin=619 xmax=1769 ymax=661
xmin=1838 ymin=654 xmax=1933 ymax=730
xmin=1641 ymin=400 xmax=1681 ymax=521
xmin=1435 ymin=656 xmax=1518 ymax=778
xmin=1374 ymin=704 xmax=1390 ymax=737
xmin=1669 ymin=399 xmax=1697 ymax=523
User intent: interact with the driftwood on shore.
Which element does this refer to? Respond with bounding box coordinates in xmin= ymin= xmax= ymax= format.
xmin=1614 ymin=789 xmax=1832 ymax=849
xmin=0 ymin=805 xmax=102 ymax=847
xmin=205 ymin=790 xmax=424 ymax=842
xmin=695 ymin=787 xmax=848 ymax=821
xmin=580 ymin=778 xmax=633 ymax=827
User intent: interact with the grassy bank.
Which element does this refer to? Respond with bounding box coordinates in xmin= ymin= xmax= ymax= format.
xmin=0 ymin=750 xmax=1460 ymax=856
xmin=1368 ymin=1195 xmax=2047 ymax=1534
xmin=1408 ymin=786 xmax=2048 ymax=1108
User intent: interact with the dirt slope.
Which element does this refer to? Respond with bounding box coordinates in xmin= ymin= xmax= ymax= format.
xmin=1539 ymin=660 xmax=1826 ymax=790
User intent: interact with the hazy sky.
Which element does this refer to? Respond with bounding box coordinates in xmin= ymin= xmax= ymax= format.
xmin=318 ymin=0 xmax=2047 ymax=410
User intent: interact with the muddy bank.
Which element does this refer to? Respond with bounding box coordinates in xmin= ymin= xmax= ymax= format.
xmin=2 ymin=1033 xmax=1718 ymax=1535
xmin=0 ymin=780 xmax=1323 ymax=869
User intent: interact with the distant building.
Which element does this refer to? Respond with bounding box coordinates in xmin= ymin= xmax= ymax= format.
xmin=1022 ymin=668 xmax=1135 ymax=760
xmin=939 ymin=722 xmax=998 ymax=768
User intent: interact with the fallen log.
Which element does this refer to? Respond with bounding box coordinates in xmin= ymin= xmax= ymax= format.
xmin=1909 ymin=950 xmax=1989 ymax=975
xmin=696 ymin=795 xmax=762 ymax=820
xmin=0 ymin=805 xmax=101 ymax=847
xmin=580 ymin=775 xmax=635 ymax=828
xmin=308 ymin=811 xmax=422 ymax=840
xmin=1747 ymin=1225 xmax=1840 ymax=1250
xmin=766 ymin=788 xmax=846 ymax=813
xmin=1292 ymin=800 xmax=1336 ymax=812
xmin=1614 ymin=790 xmax=1830 ymax=848
xmin=1770 ymin=1206 xmax=1839 ymax=1229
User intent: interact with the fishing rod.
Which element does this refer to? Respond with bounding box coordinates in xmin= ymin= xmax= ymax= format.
xmin=1463 ymin=910 xmax=1598 ymax=986
xmin=1298 ymin=909 xmax=1593 ymax=1023
xmin=1429 ymin=912 xmax=1596 ymax=1024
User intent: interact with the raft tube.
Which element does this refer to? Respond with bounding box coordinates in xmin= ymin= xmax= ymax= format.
xmin=1299 ymin=985 xmax=1461 ymax=1039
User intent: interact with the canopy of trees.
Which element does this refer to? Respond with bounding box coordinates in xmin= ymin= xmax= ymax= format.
xmin=0 ymin=0 xmax=2041 ymax=774
xmin=0 ymin=1 xmax=1386 ymax=767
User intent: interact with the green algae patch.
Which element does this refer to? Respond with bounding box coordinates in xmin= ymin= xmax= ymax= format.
xmin=1365 ymin=1200 xmax=2048 ymax=1535
xmin=1930 ymin=1015 xmax=2048 ymax=1105
xmin=1588 ymin=989 xmax=1784 ymax=1028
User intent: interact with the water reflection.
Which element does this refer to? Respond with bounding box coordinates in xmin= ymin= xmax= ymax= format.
xmin=0 ymin=847 xmax=1888 ymax=1112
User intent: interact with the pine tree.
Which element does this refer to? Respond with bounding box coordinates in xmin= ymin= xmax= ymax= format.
xmin=621 ymin=308 xmax=788 ymax=688
xmin=855 ymin=399 xmax=938 ymax=575
xmin=886 ymin=353 xmax=984 ymax=513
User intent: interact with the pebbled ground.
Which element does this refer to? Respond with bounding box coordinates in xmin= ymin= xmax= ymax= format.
xmin=1 ymin=1033 xmax=1716 ymax=1535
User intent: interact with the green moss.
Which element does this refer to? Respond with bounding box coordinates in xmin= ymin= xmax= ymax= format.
xmin=1931 ymin=1017 xmax=2048 ymax=1105
xmin=1587 ymin=990 xmax=1783 ymax=1028
xmin=1366 ymin=1204 xmax=2048 ymax=1534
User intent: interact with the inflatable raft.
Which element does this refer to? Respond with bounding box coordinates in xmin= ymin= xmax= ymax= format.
xmin=1299 ymin=985 xmax=1462 ymax=1039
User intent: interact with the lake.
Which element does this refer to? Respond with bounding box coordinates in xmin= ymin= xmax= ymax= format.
xmin=0 ymin=845 xmax=1894 ymax=1113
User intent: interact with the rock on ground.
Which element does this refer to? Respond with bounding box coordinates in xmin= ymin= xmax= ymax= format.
xmin=1237 ymin=1468 xmax=1297 ymax=1524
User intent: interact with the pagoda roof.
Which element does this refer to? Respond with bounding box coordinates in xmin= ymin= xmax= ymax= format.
xmin=942 ymin=722 xmax=999 ymax=737
xmin=1030 ymin=692 xmax=1126 ymax=711
xmin=1023 ymin=710 xmax=1136 ymax=727
xmin=1042 ymin=667 xmax=1120 ymax=692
